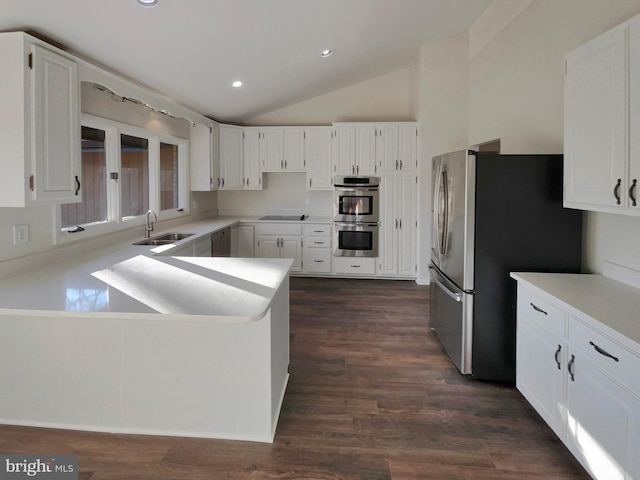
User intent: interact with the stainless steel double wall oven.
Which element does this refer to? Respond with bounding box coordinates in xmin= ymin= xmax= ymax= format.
xmin=333 ymin=176 xmax=380 ymax=257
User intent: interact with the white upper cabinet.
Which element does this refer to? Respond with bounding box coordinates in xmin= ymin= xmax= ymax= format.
xmin=332 ymin=123 xmax=417 ymax=178
xmin=377 ymin=123 xmax=418 ymax=173
xmin=564 ymin=14 xmax=640 ymax=215
xmin=0 ymin=33 xmax=81 ymax=207
xmin=305 ymin=127 xmax=332 ymax=190
xmin=260 ymin=127 xmax=305 ymax=172
xmin=243 ymin=127 xmax=263 ymax=189
xmin=190 ymin=122 xmax=217 ymax=191
xmin=331 ymin=126 xmax=356 ymax=176
xmin=219 ymin=124 xmax=244 ymax=190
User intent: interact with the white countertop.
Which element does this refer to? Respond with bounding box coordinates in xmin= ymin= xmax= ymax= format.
xmin=0 ymin=217 xmax=326 ymax=320
xmin=511 ymin=272 xmax=640 ymax=347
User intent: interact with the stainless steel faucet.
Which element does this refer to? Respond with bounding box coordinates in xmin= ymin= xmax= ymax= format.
xmin=145 ymin=209 xmax=157 ymax=238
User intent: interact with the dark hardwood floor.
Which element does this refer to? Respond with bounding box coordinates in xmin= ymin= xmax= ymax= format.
xmin=0 ymin=277 xmax=589 ymax=479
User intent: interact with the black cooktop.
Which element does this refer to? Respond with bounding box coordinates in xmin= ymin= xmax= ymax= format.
xmin=259 ymin=215 xmax=306 ymax=221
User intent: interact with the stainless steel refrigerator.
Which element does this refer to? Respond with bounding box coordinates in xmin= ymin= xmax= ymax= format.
xmin=429 ymin=150 xmax=582 ymax=382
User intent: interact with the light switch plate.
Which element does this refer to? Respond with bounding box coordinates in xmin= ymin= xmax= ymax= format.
xmin=13 ymin=224 xmax=29 ymax=245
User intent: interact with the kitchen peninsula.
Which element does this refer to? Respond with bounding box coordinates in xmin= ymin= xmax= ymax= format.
xmin=0 ymin=219 xmax=291 ymax=443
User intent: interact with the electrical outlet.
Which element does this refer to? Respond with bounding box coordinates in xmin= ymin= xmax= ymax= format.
xmin=13 ymin=224 xmax=29 ymax=245
xmin=305 ymin=198 xmax=310 ymax=206
xmin=193 ymin=200 xmax=199 ymax=209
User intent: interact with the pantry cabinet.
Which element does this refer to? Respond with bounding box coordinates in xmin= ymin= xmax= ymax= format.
xmin=378 ymin=171 xmax=417 ymax=277
xmin=0 ymin=32 xmax=81 ymax=207
xmin=564 ymin=13 xmax=640 ymax=215
xmin=513 ymin=273 xmax=640 ymax=480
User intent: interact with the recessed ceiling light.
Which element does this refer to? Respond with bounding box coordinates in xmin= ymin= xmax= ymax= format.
xmin=232 ymin=80 xmax=243 ymax=88
xmin=320 ymin=49 xmax=334 ymax=58
xmin=137 ymin=0 xmax=158 ymax=7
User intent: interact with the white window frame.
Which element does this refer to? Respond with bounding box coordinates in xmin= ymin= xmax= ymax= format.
xmin=54 ymin=114 xmax=189 ymax=245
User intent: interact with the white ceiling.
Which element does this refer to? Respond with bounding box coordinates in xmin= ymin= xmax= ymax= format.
xmin=0 ymin=0 xmax=492 ymax=123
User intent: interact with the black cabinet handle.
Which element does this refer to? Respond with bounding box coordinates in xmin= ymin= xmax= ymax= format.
xmin=614 ymin=178 xmax=622 ymax=205
xmin=530 ymin=303 xmax=548 ymax=315
xmin=554 ymin=345 xmax=562 ymax=370
xmin=630 ymin=179 xmax=637 ymax=207
xmin=568 ymin=354 xmax=576 ymax=382
xmin=75 ymin=175 xmax=81 ymax=196
xmin=589 ymin=341 xmax=619 ymax=362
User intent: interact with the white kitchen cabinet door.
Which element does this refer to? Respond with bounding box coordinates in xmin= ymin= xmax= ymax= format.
xmin=378 ymin=172 xmax=416 ymax=277
xmin=627 ymin=20 xmax=640 ymax=209
xmin=283 ymin=128 xmax=305 ymax=171
xmin=331 ymin=126 xmax=355 ymax=176
xmin=376 ymin=125 xmax=399 ymax=173
xmin=219 ymin=125 xmax=244 ymax=189
xmin=231 ymin=224 xmax=255 ymax=257
xmin=378 ymin=174 xmax=397 ymax=276
xmin=565 ymin=351 xmax=640 ymax=480
xmin=260 ymin=128 xmax=284 ymax=171
xmin=396 ymin=171 xmax=416 ymax=277
xmin=256 ymin=234 xmax=280 ymax=259
xmin=355 ymin=126 xmax=376 ymax=176
xmin=398 ymin=124 xmax=418 ymax=172
xmin=190 ymin=122 xmax=215 ymax=191
xmin=280 ymin=236 xmax=302 ymax=272
xmin=31 ymin=43 xmax=81 ymax=204
xmin=516 ymin=313 xmax=566 ymax=439
xmin=305 ymin=127 xmax=332 ymax=190
xmin=243 ymin=127 xmax=262 ymax=189
xmin=193 ymin=236 xmax=212 ymax=257
xmin=564 ymin=28 xmax=627 ymax=209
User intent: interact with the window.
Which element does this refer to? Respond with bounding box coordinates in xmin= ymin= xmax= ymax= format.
xmin=160 ymin=142 xmax=179 ymax=211
xmin=61 ymin=126 xmax=108 ymax=228
xmin=121 ymin=134 xmax=150 ymax=219
xmin=57 ymin=114 xmax=188 ymax=243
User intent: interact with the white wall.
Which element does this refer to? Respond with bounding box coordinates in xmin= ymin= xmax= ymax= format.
xmin=0 ymin=84 xmax=217 ymax=264
xmin=245 ymin=66 xmax=418 ymax=126
xmin=467 ymin=0 xmax=640 ymax=273
xmin=417 ymin=32 xmax=470 ymax=283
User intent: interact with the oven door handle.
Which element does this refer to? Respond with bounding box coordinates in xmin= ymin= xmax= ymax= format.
xmin=334 ymin=222 xmax=379 ymax=228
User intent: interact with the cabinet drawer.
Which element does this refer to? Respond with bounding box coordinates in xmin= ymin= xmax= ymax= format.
xmin=306 ymin=237 xmax=330 ymax=248
xmin=255 ymin=223 xmax=302 ymax=235
xmin=517 ymin=287 xmax=568 ymax=339
xmin=334 ymin=256 xmax=376 ymax=275
xmin=303 ymin=249 xmax=331 ymax=273
xmin=304 ymin=224 xmax=331 ymax=236
xmin=570 ymin=316 xmax=640 ymax=397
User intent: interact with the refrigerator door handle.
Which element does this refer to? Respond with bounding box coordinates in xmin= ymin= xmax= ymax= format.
xmin=429 ymin=265 xmax=462 ymax=302
xmin=441 ymin=165 xmax=449 ymax=256
xmin=432 ymin=163 xmax=443 ymax=259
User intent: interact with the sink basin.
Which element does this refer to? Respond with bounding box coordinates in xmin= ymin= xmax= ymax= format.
xmin=152 ymin=233 xmax=194 ymax=241
xmin=133 ymin=233 xmax=194 ymax=246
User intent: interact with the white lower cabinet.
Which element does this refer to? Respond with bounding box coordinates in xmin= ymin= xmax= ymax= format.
xmin=302 ymin=223 xmax=331 ymax=274
xmin=231 ymin=224 xmax=255 ymax=257
xmin=333 ymin=257 xmax=376 ymax=275
xmin=514 ymin=280 xmax=640 ymax=480
xmin=255 ymin=224 xmax=302 ymax=272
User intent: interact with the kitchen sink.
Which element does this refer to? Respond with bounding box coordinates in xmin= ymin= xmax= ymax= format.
xmin=133 ymin=233 xmax=194 ymax=246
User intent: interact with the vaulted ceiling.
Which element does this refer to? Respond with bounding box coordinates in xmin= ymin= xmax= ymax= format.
xmin=0 ymin=0 xmax=492 ymax=123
